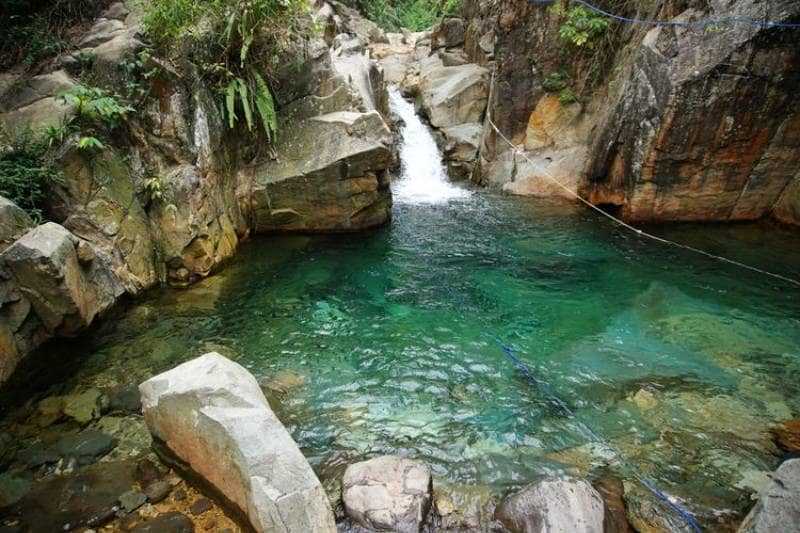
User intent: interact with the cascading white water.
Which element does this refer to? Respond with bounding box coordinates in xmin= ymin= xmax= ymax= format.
xmin=388 ymin=86 xmax=471 ymax=204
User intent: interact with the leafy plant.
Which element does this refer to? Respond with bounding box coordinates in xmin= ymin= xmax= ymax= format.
xmin=550 ymin=4 xmax=608 ymax=49
xmin=119 ymin=49 xmax=161 ymax=104
xmin=353 ymin=0 xmax=461 ymax=32
xmin=144 ymin=175 xmax=165 ymax=201
xmin=76 ymin=136 xmax=105 ymax=150
xmin=0 ymin=128 xmax=61 ymax=222
xmin=55 ymin=84 xmax=135 ymax=151
xmin=559 ymin=88 xmax=579 ymax=106
xmin=142 ymin=0 xmax=295 ymax=142
xmin=543 ymin=70 xmax=570 ymax=92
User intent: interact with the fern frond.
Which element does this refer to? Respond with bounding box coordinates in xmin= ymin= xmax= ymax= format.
xmin=238 ymin=77 xmax=253 ymax=131
xmin=225 ymin=80 xmax=237 ymax=129
xmin=253 ymin=70 xmax=277 ymax=142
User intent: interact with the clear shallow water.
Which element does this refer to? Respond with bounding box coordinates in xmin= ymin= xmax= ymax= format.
xmin=4 ymin=95 xmax=800 ymax=529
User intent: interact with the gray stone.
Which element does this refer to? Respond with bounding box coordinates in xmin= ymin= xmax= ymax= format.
xmin=131 ymin=512 xmax=194 ymax=533
xmin=119 ymin=490 xmax=147 ymax=513
xmin=419 ymin=63 xmax=489 ymax=128
xmin=252 ymin=111 xmax=393 ymax=233
xmin=2 ymin=223 xmax=121 ymax=336
xmin=63 ymin=388 xmax=104 ymax=424
xmin=342 ymin=455 xmax=432 ymax=533
xmin=495 ymin=477 xmax=605 ymax=533
xmin=139 ymin=352 xmax=337 ymax=533
xmin=53 ymin=430 xmax=116 ymax=466
xmin=432 ymin=18 xmax=466 ymax=49
xmin=0 ymin=196 xmax=33 ymax=247
xmin=0 ymin=471 xmax=32 ymax=508
xmin=0 ymin=70 xmax=74 ymax=113
xmin=739 ymin=459 xmax=800 ymax=532
xmin=143 ymin=480 xmax=172 ymax=503
xmin=189 ymin=497 xmax=211 ymax=516
xmin=106 ymin=383 xmax=142 ymax=414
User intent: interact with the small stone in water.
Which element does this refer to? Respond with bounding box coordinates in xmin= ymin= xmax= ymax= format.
xmin=119 ymin=490 xmax=147 ymax=513
xmin=189 ymin=497 xmax=212 ymax=515
xmin=173 ymin=489 xmax=187 ymax=501
xmin=130 ymin=512 xmax=193 ymax=533
xmin=203 ymin=517 xmax=217 ymax=530
xmin=144 ymin=480 xmax=172 ymax=503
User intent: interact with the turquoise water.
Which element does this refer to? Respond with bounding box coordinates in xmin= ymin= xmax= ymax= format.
xmin=16 ymin=192 xmax=800 ymax=528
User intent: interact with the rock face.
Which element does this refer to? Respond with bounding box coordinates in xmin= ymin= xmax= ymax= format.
xmin=342 ymin=455 xmax=432 ymax=533
xmin=419 ymin=62 xmax=489 ymax=129
xmin=739 ymin=459 xmax=800 ymax=532
xmin=0 ymin=1 xmax=397 ymax=387
xmin=494 ymin=477 xmax=605 ymax=533
xmin=457 ymin=0 xmax=800 ymax=223
xmin=139 ymin=352 xmax=336 ymax=533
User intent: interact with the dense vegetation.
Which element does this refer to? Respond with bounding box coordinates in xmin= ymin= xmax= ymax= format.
xmin=347 ymin=0 xmax=461 ymax=32
xmin=142 ymin=0 xmax=307 ymax=141
xmin=0 ymin=0 xmax=111 ymax=70
xmin=0 ymin=130 xmax=60 ymax=223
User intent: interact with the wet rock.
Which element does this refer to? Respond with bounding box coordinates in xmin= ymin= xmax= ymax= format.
xmin=119 ymin=490 xmax=147 ymax=513
xmin=203 ymin=517 xmax=217 ymax=530
xmin=771 ymin=419 xmax=800 ymax=453
xmin=63 ymin=388 xmax=104 ymax=424
xmin=0 ymin=471 xmax=32 ymax=508
xmin=15 ymin=443 xmax=59 ymax=469
xmin=434 ymin=481 xmax=495 ymax=531
xmin=144 ymin=480 xmax=172 ymax=503
xmin=53 ymin=429 xmax=116 ymax=465
xmin=6 ymin=460 xmax=136 ymax=531
xmin=189 ymin=497 xmax=211 ymax=516
xmin=592 ymin=474 xmax=631 ymax=533
xmin=173 ymin=489 xmax=187 ymax=501
xmin=106 ymin=383 xmax=142 ymax=414
xmin=495 ymin=477 xmax=605 ymax=533
xmin=139 ymin=352 xmax=336 ymax=532
xmin=136 ymin=458 xmax=166 ymax=487
xmin=130 ymin=512 xmax=194 ymax=533
xmin=623 ymin=482 xmax=696 ymax=533
xmin=0 ymin=432 xmax=15 ymax=468
xmin=739 ymin=459 xmax=800 ymax=532
xmin=342 ymin=455 xmax=432 ymax=533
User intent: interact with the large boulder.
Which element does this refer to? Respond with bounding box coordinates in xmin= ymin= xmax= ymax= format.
xmin=2 ymin=222 xmax=122 ymax=336
xmin=739 ymin=459 xmax=800 ymax=532
xmin=139 ymin=352 xmax=336 ymax=533
xmin=494 ymin=477 xmax=605 ymax=533
xmin=252 ymin=110 xmax=393 ymax=232
xmin=342 ymin=455 xmax=432 ymax=533
xmin=418 ymin=62 xmax=489 ymax=129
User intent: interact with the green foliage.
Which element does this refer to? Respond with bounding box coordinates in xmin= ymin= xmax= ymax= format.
xmin=0 ymin=129 xmax=61 ymax=222
xmin=57 ymin=85 xmax=135 ymax=130
xmin=551 ymin=4 xmax=608 ymax=49
xmin=142 ymin=0 xmax=297 ymax=143
xmin=354 ymin=0 xmax=461 ymax=32
xmin=144 ymin=175 xmax=165 ymax=201
xmin=543 ymin=70 xmax=570 ymax=92
xmin=559 ymin=88 xmax=579 ymax=106
xmin=119 ymin=50 xmax=160 ymax=104
xmin=76 ymin=136 xmax=105 ymax=150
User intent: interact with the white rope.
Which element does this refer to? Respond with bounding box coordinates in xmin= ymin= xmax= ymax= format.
xmin=484 ymin=109 xmax=800 ymax=288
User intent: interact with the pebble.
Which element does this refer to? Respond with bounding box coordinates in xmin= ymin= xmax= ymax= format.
xmin=189 ymin=497 xmax=211 ymax=516
xmin=53 ymin=430 xmax=116 ymax=465
xmin=203 ymin=517 xmax=217 ymax=530
xmin=173 ymin=489 xmax=187 ymax=501
xmin=119 ymin=490 xmax=147 ymax=513
xmin=144 ymin=480 xmax=172 ymax=503
xmin=130 ymin=512 xmax=193 ymax=533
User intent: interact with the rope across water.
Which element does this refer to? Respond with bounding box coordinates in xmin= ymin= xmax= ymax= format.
xmin=530 ymin=0 xmax=800 ymax=29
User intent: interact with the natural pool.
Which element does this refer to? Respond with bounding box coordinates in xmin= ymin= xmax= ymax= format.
xmin=3 ymin=91 xmax=800 ymax=530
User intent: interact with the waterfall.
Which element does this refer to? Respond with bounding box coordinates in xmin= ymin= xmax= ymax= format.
xmin=388 ymin=86 xmax=470 ymax=204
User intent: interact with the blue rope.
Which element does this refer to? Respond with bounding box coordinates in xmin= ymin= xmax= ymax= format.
xmin=395 ymin=221 xmax=702 ymax=531
xmin=531 ymin=0 xmax=800 ymax=29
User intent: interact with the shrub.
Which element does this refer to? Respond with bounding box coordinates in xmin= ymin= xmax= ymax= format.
xmin=0 ymin=129 xmax=61 ymax=222
xmin=559 ymin=88 xmax=579 ymax=106
xmin=543 ymin=70 xmax=570 ymax=92
xmin=550 ymin=4 xmax=608 ymax=49
xmin=352 ymin=0 xmax=462 ymax=32
xmin=141 ymin=0 xmax=304 ymax=142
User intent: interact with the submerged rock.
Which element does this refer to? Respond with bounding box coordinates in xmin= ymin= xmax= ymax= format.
xmin=342 ymin=455 xmax=432 ymax=533
xmin=771 ymin=419 xmax=800 ymax=454
xmin=494 ymin=477 xmax=605 ymax=533
xmin=130 ymin=512 xmax=194 ymax=533
xmin=139 ymin=352 xmax=336 ymax=533
xmin=4 ymin=460 xmax=136 ymax=531
xmin=739 ymin=459 xmax=800 ymax=532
